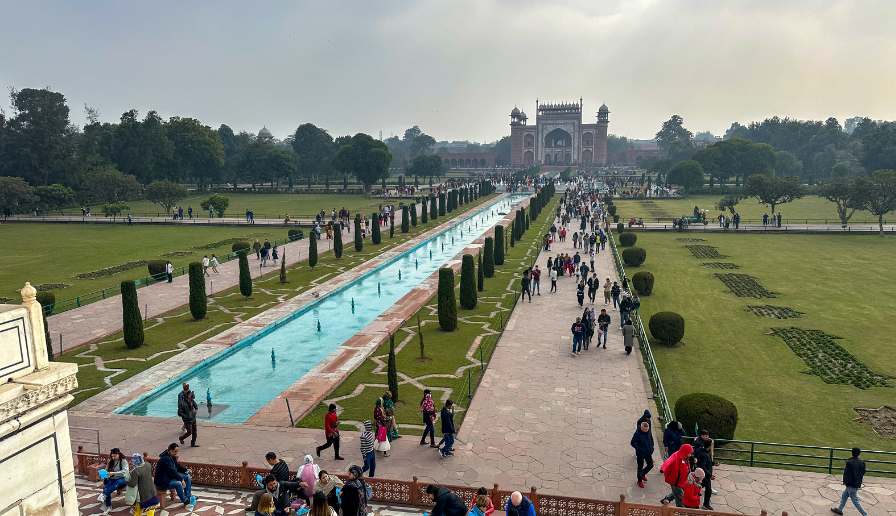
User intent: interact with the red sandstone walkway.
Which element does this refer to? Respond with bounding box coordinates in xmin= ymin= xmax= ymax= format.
xmin=67 ymin=213 xmax=896 ymax=515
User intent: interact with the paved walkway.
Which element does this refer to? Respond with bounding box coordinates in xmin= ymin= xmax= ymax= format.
xmin=67 ymin=217 xmax=896 ymax=515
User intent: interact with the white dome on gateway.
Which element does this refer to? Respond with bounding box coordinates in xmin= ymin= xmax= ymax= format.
xmin=509 ymin=98 xmax=609 ymax=168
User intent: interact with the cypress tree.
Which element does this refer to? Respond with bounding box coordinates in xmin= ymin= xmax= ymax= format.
xmin=354 ymin=216 xmax=363 ymax=251
xmin=371 ymin=213 xmax=382 ymax=244
xmin=526 ymin=212 xmax=530 ymax=230
xmin=309 ymin=232 xmax=318 ymax=268
xmin=410 ymin=203 xmax=418 ymax=226
xmin=430 ymin=195 xmax=437 ymax=220
xmin=483 ymin=237 xmax=495 ymax=278
xmin=460 ymin=254 xmax=477 ymax=309
xmin=438 ymin=193 xmax=446 ymax=216
xmin=188 ymin=262 xmax=207 ymax=320
xmin=387 ymin=333 xmax=399 ymax=402
xmin=477 ymin=252 xmax=484 ymax=291
xmin=437 ymin=267 xmax=457 ymax=331
xmin=121 ymin=280 xmax=144 ymax=349
xmin=280 ymin=250 xmax=288 ymax=283
xmin=401 ymin=206 xmax=410 ymax=233
xmin=239 ymin=252 xmax=252 ymax=298
xmin=389 ymin=213 xmax=395 ymax=238
xmin=510 ymin=220 xmax=516 ymax=247
xmin=494 ymin=225 xmax=505 ymax=265
xmin=334 ymin=226 xmax=343 ymax=258
xmin=421 ymin=200 xmax=428 ymax=223
xmin=417 ymin=313 xmax=425 ymax=358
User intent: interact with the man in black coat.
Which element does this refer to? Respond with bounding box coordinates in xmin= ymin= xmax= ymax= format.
xmin=831 ymin=448 xmax=868 ymax=515
xmin=694 ymin=440 xmax=715 ymax=510
xmin=630 ymin=420 xmax=654 ymax=489
xmin=439 ymin=400 xmax=456 ymax=457
xmin=426 ymin=485 xmax=467 ymax=516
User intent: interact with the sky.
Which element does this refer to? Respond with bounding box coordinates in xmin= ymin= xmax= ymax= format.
xmin=1 ymin=0 xmax=895 ymax=142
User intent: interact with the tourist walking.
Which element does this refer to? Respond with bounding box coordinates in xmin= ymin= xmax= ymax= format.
xmin=603 ymin=278 xmax=612 ymax=305
xmin=831 ymin=448 xmax=868 ymax=516
xmin=297 ymin=455 xmax=321 ymax=505
xmin=570 ymin=317 xmax=585 ymax=356
xmin=622 ymin=317 xmax=634 ymax=354
xmin=659 ymin=443 xmax=693 ymax=507
xmin=127 ymin=453 xmax=159 ymax=516
xmin=663 ymin=421 xmax=684 ymax=456
xmin=420 ymin=390 xmax=437 ymax=447
xmin=201 ymin=255 xmax=210 ymax=276
xmin=532 ymin=266 xmax=541 ymax=295
xmin=153 ymin=443 xmax=193 ymax=510
xmin=165 ymin=261 xmax=174 ymax=283
xmin=359 ymin=420 xmax=376 ymax=477
xmin=98 ymin=447 xmax=129 ymax=513
xmin=550 ymin=267 xmax=558 ymax=293
xmin=209 ymin=254 xmax=219 ymax=273
xmin=373 ymin=398 xmax=391 ymax=456
xmin=439 ymin=400 xmax=456 ymax=458
xmin=682 ymin=468 xmax=706 ymax=509
xmin=587 ymin=273 xmax=598 ymax=304
xmin=597 ymin=309 xmax=610 ymax=348
xmin=316 ymin=404 xmax=345 ymax=460
xmin=630 ymin=420 xmax=654 ymax=489
xmin=177 ymin=383 xmax=198 ymax=447
xmin=383 ymin=391 xmax=400 ymax=440
xmin=694 ymin=440 xmax=715 ymax=510
xmin=521 ymin=269 xmax=532 ymax=303
xmin=611 ymin=281 xmax=621 ymax=309
xmin=576 ymin=281 xmax=585 ymax=307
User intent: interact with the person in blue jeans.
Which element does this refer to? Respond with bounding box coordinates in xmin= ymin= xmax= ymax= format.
xmin=570 ymin=317 xmax=585 ymax=356
xmin=360 ymin=420 xmax=376 ymax=477
xmin=832 ymin=448 xmax=868 ymax=516
xmin=99 ymin=447 xmax=129 ymax=512
xmin=439 ymin=400 xmax=456 ymax=458
xmin=153 ymin=443 xmax=194 ymax=509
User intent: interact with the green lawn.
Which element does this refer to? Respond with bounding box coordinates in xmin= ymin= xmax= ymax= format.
xmin=298 ymin=196 xmax=558 ymax=434
xmin=615 ymin=194 xmax=881 ymax=224
xmin=628 ymin=232 xmax=896 ymax=449
xmin=58 ymin=194 xmax=497 ymax=406
xmin=72 ymin=193 xmax=409 ymax=219
xmin=0 ymin=224 xmax=279 ymax=303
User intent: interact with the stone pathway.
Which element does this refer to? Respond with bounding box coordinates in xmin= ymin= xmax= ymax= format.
xmin=67 ymin=217 xmax=896 ymax=515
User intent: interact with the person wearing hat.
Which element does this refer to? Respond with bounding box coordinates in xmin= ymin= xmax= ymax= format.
xmin=340 ymin=465 xmax=371 ymax=516
xmin=127 ymin=453 xmax=159 ymax=516
xmin=99 ymin=447 xmax=129 ymax=513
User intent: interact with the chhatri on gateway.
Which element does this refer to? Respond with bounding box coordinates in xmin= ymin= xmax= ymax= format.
xmin=510 ymin=99 xmax=610 ymax=169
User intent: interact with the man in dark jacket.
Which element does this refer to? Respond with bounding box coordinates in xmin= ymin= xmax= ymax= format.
xmin=832 ymin=448 xmax=868 ymax=515
xmin=266 ymin=451 xmax=290 ymax=483
xmin=153 ymin=443 xmax=193 ymax=508
xmin=439 ymin=400 xmax=456 ymax=457
xmin=630 ymin=420 xmax=654 ymax=488
xmin=248 ymin=474 xmax=301 ymax=515
xmin=663 ymin=421 xmax=684 ymax=457
xmin=177 ymin=383 xmax=198 ymax=447
xmin=505 ymin=491 xmax=537 ymax=516
xmin=426 ymin=485 xmax=467 ymax=516
xmin=694 ymin=441 xmax=715 ymax=510
xmin=597 ymin=309 xmax=611 ymax=348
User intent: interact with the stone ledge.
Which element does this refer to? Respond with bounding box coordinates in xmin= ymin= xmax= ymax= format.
xmin=0 ymin=371 xmax=78 ymax=425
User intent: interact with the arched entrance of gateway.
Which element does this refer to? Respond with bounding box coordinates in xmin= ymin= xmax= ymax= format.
xmin=543 ymin=128 xmax=572 ymax=165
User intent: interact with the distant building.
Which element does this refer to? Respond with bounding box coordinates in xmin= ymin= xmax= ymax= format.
xmin=509 ymin=100 xmax=609 ymax=168
xmin=435 ymin=142 xmax=497 ymax=169
xmin=615 ymin=139 xmax=661 ymax=165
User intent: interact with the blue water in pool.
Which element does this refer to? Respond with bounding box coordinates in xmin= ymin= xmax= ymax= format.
xmin=118 ymin=194 xmax=528 ymax=423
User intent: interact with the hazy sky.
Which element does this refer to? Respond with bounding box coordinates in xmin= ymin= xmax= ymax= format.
xmin=2 ymin=0 xmax=895 ymax=142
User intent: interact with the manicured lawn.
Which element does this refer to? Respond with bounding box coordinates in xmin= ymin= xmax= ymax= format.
xmin=298 ymin=196 xmax=558 ymax=434
xmin=615 ymin=194 xmax=881 ymax=224
xmin=73 ymin=193 xmax=411 ymax=219
xmin=59 ymin=195 xmax=497 ymax=406
xmin=628 ymin=231 xmax=896 ymax=449
xmin=0 ymin=224 xmax=277 ymax=303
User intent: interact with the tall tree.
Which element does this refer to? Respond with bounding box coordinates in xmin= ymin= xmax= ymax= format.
xmin=818 ymin=176 xmax=866 ymax=227
xmin=437 ymin=267 xmax=457 ymax=331
xmin=459 ymin=254 xmax=477 ymax=309
xmin=79 ymin=165 xmax=141 ymax=204
xmin=2 ymin=88 xmax=74 ymax=186
xmin=166 ymin=117 xmax=224 ymax=188
xmin=238 ymin=252 xmax=252 ymax=298
xmin=33 ymin=184 xmax=74 ymax=214
xmin=309 ymin=232 xmax=318 ymax=268
xmin=856 ymin=170 xmax=896 ymax=236
xmin=188 ymin=262 xmax=207 ymax=320
xmin=333 ymin=226 xmax=343 ymax=258
xmin=333 ymin=133 xmax=392 ymax=192
xmin=494 ymin=136 xmax=512 ymax=166
xmin=0 ymin=176 xmax=35 ymax=216
xmin=744 ymin=174 xmax=803 ymax=214
xmin=145 ymin=180 xmax=188 ymax=214
xmin=655 ymin=115 xmax=694 ymax=161
xmin=354 ymin=215 xmax=363 ymax=251
xmin=387 ymin=334 xmax=399 ymax=402
xmin=121 ymin=280 xmax=144 ymax=349
xmin=292 ymin=123 xmax=335 ymax=185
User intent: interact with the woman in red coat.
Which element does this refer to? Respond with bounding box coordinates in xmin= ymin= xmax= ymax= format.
xmin=659 ymin=443 xmax=693 ymax=507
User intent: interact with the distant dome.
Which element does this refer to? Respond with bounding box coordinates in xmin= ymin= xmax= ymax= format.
xmin=258 ymin=126 xmax=273 ymax=139
xmin=510 ymin=107 xmax=520 ymax=116
xmin=520 ymin=111 xmax=527 ymax=119
xmin=598 ymin=104 xmax=609 ymax=113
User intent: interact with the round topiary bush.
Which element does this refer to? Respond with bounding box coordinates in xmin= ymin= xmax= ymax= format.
xmin=619 ymin=232 xmax=637 ymax=247
xmin=648 ymin=311 xmax=684 ymax=345
xmin=147 ymin=260 xmax=167 ymax=280
xmin=674 ymin=392 xmax=738 ymax=441
xmin=36 ymin=291 xmax=56 ymax=315
xmin=607 ymin=204 xmax=617 ymax=216
xmin=288 ymin=229 xmax=304 ymax=241
xmin=632 ymin=271 xmax=654 ymax=296
xmin=613 ymin=214 xmax=620 ymax=223
xmin=232 ymin=241 xmax=251 ymax=253
xmin=622 ymin=246 xmax=646 ymax=267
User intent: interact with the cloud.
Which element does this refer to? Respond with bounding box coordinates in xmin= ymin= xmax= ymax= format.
xmin=1 ymin=0 xmax=893 ymax=141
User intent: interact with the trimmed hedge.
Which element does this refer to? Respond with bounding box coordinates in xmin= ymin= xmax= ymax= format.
xmin=371 ymin=213 xmax=382 ymax=244
xmin=309 ymin=232 xmax=318 ymax=268
xmin=147 ymin=260 xmax=167 ymax=280
xmin=616 ymin=222 xmax=625 ymax=234
xmin=483 ymin=237 xmax=495 ymax=278
xmin=36 ymin=291 xmax=55 ymax=315
xmin=675 ymin=392 xmax=738 ymax=441
xmin=231 ymin=241 xmax=251 ymax=253
xmin=354 ymin=216 xmax=363 ymax=251
xmin=477 ymin=252 xmax=484 ymax=291
xmin=437 ymin=267 xmax=457 ymax=331
xmin=622 ymin=246 xmax=646 ymax=266
xmin=410 ymin=203 xmax=418 ymax=226
xmin=121 ymin=280 xmax=144 ymax=349
xmin=618 ymin=232 xmax=637 ymax=247
xmin=238 ymin=252 xmax=252 ymax=298
xmin=494 ymin=225 xmax=505 ymax=265
xmin=649 ymin=311 xmax=684 ymax=345
xmin=334 ymin=228 xmax=343 ymax=258
xmin=401 ymin=206 xmax=410 ymax=233
xmin=188 ymin=262 xmax=207 ymax=320
xmin=631 ymin=271 xmax=654 ymax=296
xmin=459 ymin=254 xmax=477 ymax=309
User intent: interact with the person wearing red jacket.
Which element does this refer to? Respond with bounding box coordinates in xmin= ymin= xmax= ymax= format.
xmin=469 ymin=487 xmax=495 ymax=516
xmin=315 ymin=404 xmax=345 ymax=460
xmin=682 ymin=468 xmax=705 ymax=509
xmin=659 ymin=443 xmax=693 ymax=507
